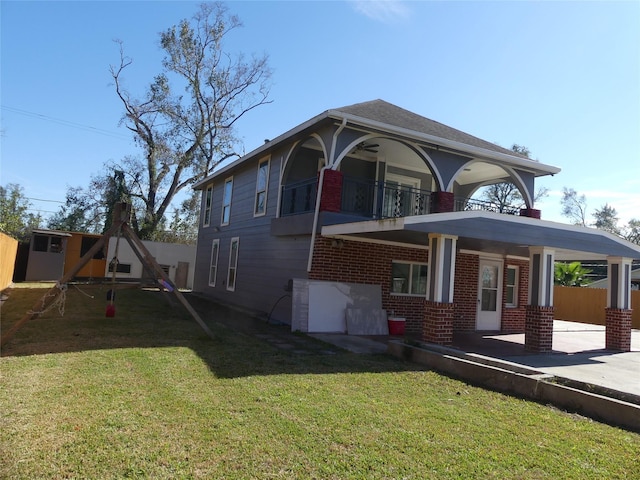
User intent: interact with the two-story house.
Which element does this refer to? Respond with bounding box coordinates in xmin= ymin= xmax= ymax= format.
xmin=193 ymin=100 xmax=639 ymax=352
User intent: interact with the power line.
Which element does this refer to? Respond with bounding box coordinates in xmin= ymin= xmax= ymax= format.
xmin=1 ymin=105 xmax=131 ymax=140
xmin=25 ymin=197 xmax=65 ymax=204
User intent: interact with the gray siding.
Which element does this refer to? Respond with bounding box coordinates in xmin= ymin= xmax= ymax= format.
xmin=194 ymin=150 xmax=311 ymax=323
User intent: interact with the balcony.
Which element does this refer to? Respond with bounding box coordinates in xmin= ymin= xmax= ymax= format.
xmin=280 ymin=176 xmax=521 ymax=219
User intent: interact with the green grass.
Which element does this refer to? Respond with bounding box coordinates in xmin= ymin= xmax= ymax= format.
xmin=1 ymin=286 xmax=639 ymax=479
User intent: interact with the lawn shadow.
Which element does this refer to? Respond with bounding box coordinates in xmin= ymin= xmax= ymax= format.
xmin=1 ymin=287 xmax=423 ymax=379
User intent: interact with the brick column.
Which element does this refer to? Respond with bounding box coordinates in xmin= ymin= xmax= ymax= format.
xmin=605 ymin=308 xmax=632 ymax=352
xmin=430 ymin=191 xmax=455 ymax=213
xmin=520 ymin=208 xmax=541 ymax=219
xmin=422 ymin=301 xmax=454 ymax=345
xmin=525 ymin=305 xmax=554 ymax=352
xmin=319 ymin=169 xmax=343 ymax=213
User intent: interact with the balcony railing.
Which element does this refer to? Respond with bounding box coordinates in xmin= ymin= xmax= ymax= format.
xmin=279 ymin=176 xmax=521 ymax=219
xmin=455 ymin=197 xmax=521 ymax=215
xmin=342 ymin=177 xmax=431 ymax=219
xmin=280 ymin=177 xmax=317 ymax=216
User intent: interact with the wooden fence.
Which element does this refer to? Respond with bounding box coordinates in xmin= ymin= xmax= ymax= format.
xmin=0 ymin=232 xmax=18 ymax=291
xmin=554 ymin=286 xmax=640 ymax=329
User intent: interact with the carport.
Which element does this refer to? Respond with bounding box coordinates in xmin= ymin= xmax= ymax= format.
xmin=322 ymin=211 xmax=640 ymax=352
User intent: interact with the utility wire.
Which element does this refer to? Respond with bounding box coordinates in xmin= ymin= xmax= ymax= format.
xmin=1 ymin=105 xmax=130 ymax=140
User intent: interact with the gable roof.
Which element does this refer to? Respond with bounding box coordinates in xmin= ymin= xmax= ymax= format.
xmin=194 ymin=99 xmax=559 ymax=189
xmin=333 ymin=100 xmax=529 ymax=159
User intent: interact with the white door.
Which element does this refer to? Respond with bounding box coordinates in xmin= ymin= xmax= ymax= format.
xmin=476 ymin=258 xmax=503 ymax=330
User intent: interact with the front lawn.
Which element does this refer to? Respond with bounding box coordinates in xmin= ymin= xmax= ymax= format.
xmin=1 ymin=286 xmax=638 ymax=479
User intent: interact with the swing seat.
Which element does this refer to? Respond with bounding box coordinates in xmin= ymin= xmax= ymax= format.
xmin=105 ymin=304 xmax=116 ymax=317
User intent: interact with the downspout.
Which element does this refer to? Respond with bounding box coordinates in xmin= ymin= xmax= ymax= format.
xmin=306 ymin=117 xmax=347 ymax=272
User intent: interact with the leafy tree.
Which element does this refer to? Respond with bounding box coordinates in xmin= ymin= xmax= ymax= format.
xmin=47 ymin=186 xmax=103 ymax=233
xmin=592 ymin=203 xmax=620 ymax=236
xmin=560 ymin=187 xmax=588 ymax=226
xmin=554 ymin=261 xmax=592 ymax=286
xmin=110 ymin=2 xmax=272 ymax=239
xmin=0 ymin=183 xmax=42 ymax=240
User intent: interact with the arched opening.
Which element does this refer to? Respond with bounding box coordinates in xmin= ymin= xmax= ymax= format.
xmin=336 ymin=137 xmax=438 ymax=218
xmin=450 ymin=161 xmax=532 ymax=214
xmin=279 ymin=137 xmax=326 ymax=216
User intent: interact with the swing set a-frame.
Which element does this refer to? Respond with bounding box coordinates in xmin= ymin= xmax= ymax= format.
xmin=0 ymin=202 xmax=214 ymax=347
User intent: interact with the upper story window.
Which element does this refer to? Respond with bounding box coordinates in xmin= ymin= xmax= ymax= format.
xmin=505 ymin=266 xmax=519 ymax=307
xmin=390 ymin=261 xmax=428 ymax=296
xmin=203 ymin=185 xmax=213 ymax=227
xmin=254 ymin=158 xmax=270 ymax=216
xmin=221 ymin=177 xmax=233 ymax=225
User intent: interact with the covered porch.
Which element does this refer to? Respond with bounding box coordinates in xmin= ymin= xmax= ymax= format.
xmin=322 ymin=211 xmax=640 ymax=353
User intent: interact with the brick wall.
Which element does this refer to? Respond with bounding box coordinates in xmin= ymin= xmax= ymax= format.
xmin=453 ymin=253 xmax=478 ymax=331
xmin=309 ymin=237 xmax=428 ymax=333
xmin=605 ymin=308 xmax=632 ymax=352
xmin=501 ymin=259 xmax=529 ymax=333
xmin=423 ymin=301 xmax=454 ymax=345
xmin=525 ymin=305 xmax=554 ymax=352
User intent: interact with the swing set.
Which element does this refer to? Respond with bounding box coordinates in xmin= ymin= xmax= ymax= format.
xmin=0 ymin=203 xmax=214 ymax=347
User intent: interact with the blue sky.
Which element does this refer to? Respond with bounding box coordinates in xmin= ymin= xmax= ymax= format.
xmin=1 ymin=0 xmax=639 ymax=226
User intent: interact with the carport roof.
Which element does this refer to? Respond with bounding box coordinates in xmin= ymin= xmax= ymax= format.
xmin=321 ymin=211 xmax=640 ymax=261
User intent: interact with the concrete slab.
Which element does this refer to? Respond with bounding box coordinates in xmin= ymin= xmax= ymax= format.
xmin=309 ymin=333 xmax=389 ymax=354
xmin=452 ymin=320 xmax=640 ymax=399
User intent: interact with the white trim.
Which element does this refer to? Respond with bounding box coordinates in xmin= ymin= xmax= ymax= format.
xmin=221 ymin=176 xmax=233 ymax=226
xmin=324 ymin=234 xmax=430 ymax=250
xmin=254 ymin=157 xmax=270 ymax=217
xmin=208 ymin=239 xmax=219 ymax=287
xmin=227 ymin=237 xmax=239 ymax=292
xmin=203 ymin=185 xmax=213 ymax=227
xmin=505 ymin=265 xmax=519 ymax=308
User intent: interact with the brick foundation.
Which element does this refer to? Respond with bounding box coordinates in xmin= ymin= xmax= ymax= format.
xmin=525 ymin=305 xmax=554 ymax=352
xmin=422 ymin=301 xmax=455 ymax=345
xmin=605 ymin=308 xmax=632 ymax=352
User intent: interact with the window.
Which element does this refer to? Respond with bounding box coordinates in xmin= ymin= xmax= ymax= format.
xmin=203 ymin=185 xmax=213 ymax=227
xmin=505 ymin=266 xmax=519 ymax=307
xmin=33 ymin=234 xmax=49 ymax=252
xmin=227 ymin=237 xmax=239 ymax=291
xmin=254 ymin=158 xmax=270 ymax=216
xmin=108 ymin=262 xmax=132 ymax=274
xmin=33 ymin=234 xmax=64 ymax=253
xmin=81 ymin=236 xmax=105 ymax=259
xmin=221 ymin=177 xmax=233 ymax=225
xmin=209 ymin=239 xmax=219 ymax=286
xmin=391 ymin=261 xmax=428 ymax=295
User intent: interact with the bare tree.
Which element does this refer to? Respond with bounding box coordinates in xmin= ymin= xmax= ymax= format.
xmin=560 ymin=187 xmax=588 ymax=226
xmin=110 ymin=2 xmax=272 ymax=239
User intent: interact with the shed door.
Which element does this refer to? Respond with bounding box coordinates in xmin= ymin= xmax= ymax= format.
xmin=476 ymin=258 xmax=503 ymax=331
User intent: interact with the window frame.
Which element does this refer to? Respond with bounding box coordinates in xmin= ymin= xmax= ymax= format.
xmin=390 ymin=261 xmax=428 ymax=296
xmin=203 ymin=185 xmax=213 ymax=227
xmin=254 ymin=157 xmax=270 ymax=217
xmin=209 ymin=239 xmax=220 ymax=287
xmin=505 ymin=265 xmax=519 ymax=308
xmin=221 ymin=177 xmax=233 ymax=226
xmin=227 ymin=237 xmax=239 ymax=292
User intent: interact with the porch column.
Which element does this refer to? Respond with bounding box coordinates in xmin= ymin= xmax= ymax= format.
xmin=605 ymin=256 xmax=633 ymax=351
xmin=319 ymin=169 xmax=343 ymax=213
xmin=525 ymin=247 xmax=555 ymax=352
xmin=422 ymin=233 xmax=457 ymax=345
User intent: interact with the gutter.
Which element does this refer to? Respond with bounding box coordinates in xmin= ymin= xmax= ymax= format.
xmin=306 ymin=118 xmax=348 ymax=272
